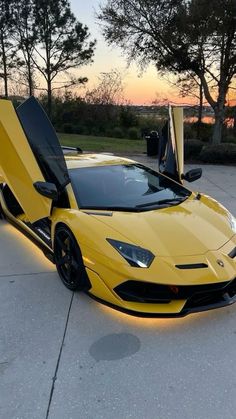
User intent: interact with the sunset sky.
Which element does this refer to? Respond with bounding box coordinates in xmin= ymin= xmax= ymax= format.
xmin=70 ymin=0 xmax=182 ymax=105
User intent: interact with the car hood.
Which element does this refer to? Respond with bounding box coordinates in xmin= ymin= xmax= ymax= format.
xmin=91 ymin=194 xmax=235 ymax=257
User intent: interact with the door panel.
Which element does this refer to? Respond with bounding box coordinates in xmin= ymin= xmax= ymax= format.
xmin=0 ymin=99 xmax=52 ymax=222
xmin=16 ymin=97 xmax=70 ymax=191
xmin=159 ymin=106 xmax=184 ymax=184
xmin=172 ymin=107 xmax=184 ymax=180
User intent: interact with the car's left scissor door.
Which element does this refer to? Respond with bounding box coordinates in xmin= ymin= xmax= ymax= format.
xmin=0 ymin=99 xmax=54 ymax=222
xmin=0 ymin=98 xmax=70 ymax=222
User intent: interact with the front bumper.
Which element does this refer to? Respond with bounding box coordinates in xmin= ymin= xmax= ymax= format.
xmin=88 ymin=277 xmax=236 ymax=317
xmin=85 ymin=238 xmax=236 ymax=318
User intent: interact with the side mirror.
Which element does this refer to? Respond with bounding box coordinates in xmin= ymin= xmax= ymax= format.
xmin=34 ymin=181 xmax=58 ymax=200
xmin=182 ymin=168 xmax=202 ymax=183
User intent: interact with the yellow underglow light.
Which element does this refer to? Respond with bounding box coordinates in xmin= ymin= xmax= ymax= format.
xmin=2 ymin=223 xmax=54 ymax=271
xmin=98 ymin=303 xmax=208 ymax=330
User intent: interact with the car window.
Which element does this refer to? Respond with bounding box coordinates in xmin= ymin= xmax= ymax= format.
xmin=69 ymin=164 xmax=191 ymax=211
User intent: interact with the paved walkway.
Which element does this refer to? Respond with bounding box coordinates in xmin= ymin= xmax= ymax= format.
xmin=0 ymin=157 xmax=236 ymax=419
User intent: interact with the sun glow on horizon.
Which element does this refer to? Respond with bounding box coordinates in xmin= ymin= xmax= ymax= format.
xmin=69 ymin=0 xmax=236 ymax=107
xmin=70 ymin=0 xmax=198 ymax=106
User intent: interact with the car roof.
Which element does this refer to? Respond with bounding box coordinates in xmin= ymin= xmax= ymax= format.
xmin=64 ymin=153 xmax=135 ymax=169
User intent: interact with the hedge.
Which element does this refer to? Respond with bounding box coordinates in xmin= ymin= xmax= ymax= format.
xmin=184 ymin=140 xmax=204 ymax=160
xmin=128 ymin=127 xmax=139 ymax=140
xmin=199 ymin=143 xmax=236 ymax=164
xmin=112 ymin=127 xmax=124 ymax=138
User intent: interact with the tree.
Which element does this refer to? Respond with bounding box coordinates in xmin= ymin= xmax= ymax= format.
xmin=177 ymin=73 xmax=204 ymax=140
xmin=155 ymin=71 xmax=205 ymax=138
xmin=85 ymin=69 xmax=125 ymax=133
xmin=0 ymin=0 xmax=19 ymax=97
xmin=98 ymin=0 xmax=236 ymax=144
xmin=13 ymin=0 xmax=37 ymax=96
xmin=85 ymin=69 xmax=124 ymax=105
xmin=32 ymin=0 xmax=96 ymax=115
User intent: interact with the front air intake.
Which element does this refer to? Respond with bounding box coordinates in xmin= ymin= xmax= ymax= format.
xmin=114 ymin=279 xmax=234 ymax=303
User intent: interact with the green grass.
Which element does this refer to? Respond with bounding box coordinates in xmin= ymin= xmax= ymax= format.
xmin=58 ymin=133 xmax=146 ymax=154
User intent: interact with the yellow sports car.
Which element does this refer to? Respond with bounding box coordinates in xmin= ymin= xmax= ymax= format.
xmin=0 ymin=98 xmax=236 ymax=317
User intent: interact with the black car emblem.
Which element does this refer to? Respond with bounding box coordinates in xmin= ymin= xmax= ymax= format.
xmin=217 ymin=259 xmax=224 ymax=267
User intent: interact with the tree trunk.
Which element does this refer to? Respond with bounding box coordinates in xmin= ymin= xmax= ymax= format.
xmin=28 ymin=64 xmax=33 ymax=96
xmin=211 ymin=83 xmax=227 ymax=145
xmin=198 ymin=73 xmax=226 ymax=145
xmin=233 ymin=106 xmax=236 ymax=136
xmin=197 ymin=81 xmax=203 ymax=140
xmin=212 ymin=106 xmax=224 ymax=144
xmin=47 ymin=78 xmax=52 ymax=117
xmin=26 ymin=52 xmax=34 ymax=96
xmin=3 ymin=64 xmax=8 ymax=98
xmin=1 ymin=33 xmax=8 ymax=98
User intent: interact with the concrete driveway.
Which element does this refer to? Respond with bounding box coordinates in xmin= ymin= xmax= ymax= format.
xmin=0 ymin=158 xmax=236 ymax=419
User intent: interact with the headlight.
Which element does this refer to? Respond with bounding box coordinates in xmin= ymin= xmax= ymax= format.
xmin=107 ymin=239 xmax=154 ymax=268
xmin=230 ymin=215 xmax=236 ymax=234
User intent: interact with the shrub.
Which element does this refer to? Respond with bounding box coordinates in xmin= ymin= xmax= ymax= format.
xmin=184 ymin=140 xmax=204 ymax=160
xmin=195 ymin=122 xmax=212 ymax=142
xmin=128 ymin=127 xmax=139 ymax=140
xmin=119 ymin=106 xmax=138 ymax=128
xmin=90 ymin=127 xmax=101 ymax=136
xmin=104 ymin=128 xmax=113 ymax=137
xmin=62 ymin=123 xmax=74 ymax=134
xmin=184 ymin=123 xmax=197 ymax=140
xmin=222 ymin=135 xmax=236 ymax=144
xmin=73 ymin=125 xmax=85 ymax=135
xmin=112 ymin=126 xmax=124 ymax=138
xmin=199 ymin=143 xmax=236 ymax=164
xmin=138 ymin=115 xmax=164 ymax=134
xmin=184 ymin=122 xmax=212 ymax=142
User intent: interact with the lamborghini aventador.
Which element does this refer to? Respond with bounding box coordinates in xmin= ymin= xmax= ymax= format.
xmin=0 ymin=97 xmax=235 ymax=317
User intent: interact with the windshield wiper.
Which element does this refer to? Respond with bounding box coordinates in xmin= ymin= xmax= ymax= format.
xmin=80 ymin=198 xmax=187 ymax=212
xmin=80 ymin=205 xmax=142 ymax=212
xmin=136 ymin=197 xmax=187 ymax=209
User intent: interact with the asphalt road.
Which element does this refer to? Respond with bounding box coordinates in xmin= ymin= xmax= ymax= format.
xmin=0 ymin=159 xmax=236 ymax=419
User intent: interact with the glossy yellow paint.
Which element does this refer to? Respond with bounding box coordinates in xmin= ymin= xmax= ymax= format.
xmin=172 ymin=107 xmax=184 ymax=179
xmin=85 ymin=268 xmax=186 ymax=314
xmin=169 ymin=106 xmax=184 ymax=182
xmin=92 ymin=193 xmax=235 ymax=257
xmin=50 ymin=185 xmax=236 ymax=315
xmin=66 ymin=183 xmax=79 ymax=210
xmin=0 ymin=98 xmax=235 ymax=316
xmin=0 ymin=100 xmax=52 ymax=222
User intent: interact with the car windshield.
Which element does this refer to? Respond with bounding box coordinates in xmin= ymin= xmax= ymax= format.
xmin=69 ymin=164 xmax=191 ymax=211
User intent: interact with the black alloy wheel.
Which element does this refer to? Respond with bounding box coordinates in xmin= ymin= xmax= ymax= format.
xmin=0 ymin=202 xmax=4 ymax=219
xmin=54 ymin=225 xmax=89 ymax=291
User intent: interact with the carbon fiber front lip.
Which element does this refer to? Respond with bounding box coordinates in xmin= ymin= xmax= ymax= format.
xmin=87 ymin=289 xmax=236 ymax=318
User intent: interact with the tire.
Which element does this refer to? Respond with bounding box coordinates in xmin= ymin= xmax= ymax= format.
xmin=0 ymin=184 xmax=4 ymax=219
xmin=54 ymin=225 xmax=90 ymax=291
xmin=0 ymin=202 xmax=4 ymax=219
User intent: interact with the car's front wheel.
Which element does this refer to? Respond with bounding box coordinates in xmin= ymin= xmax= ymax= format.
xmin=54 ymin=225 xmax=90 ymax=291
xmin=0 ymin=202 xmax=4 ymax=219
